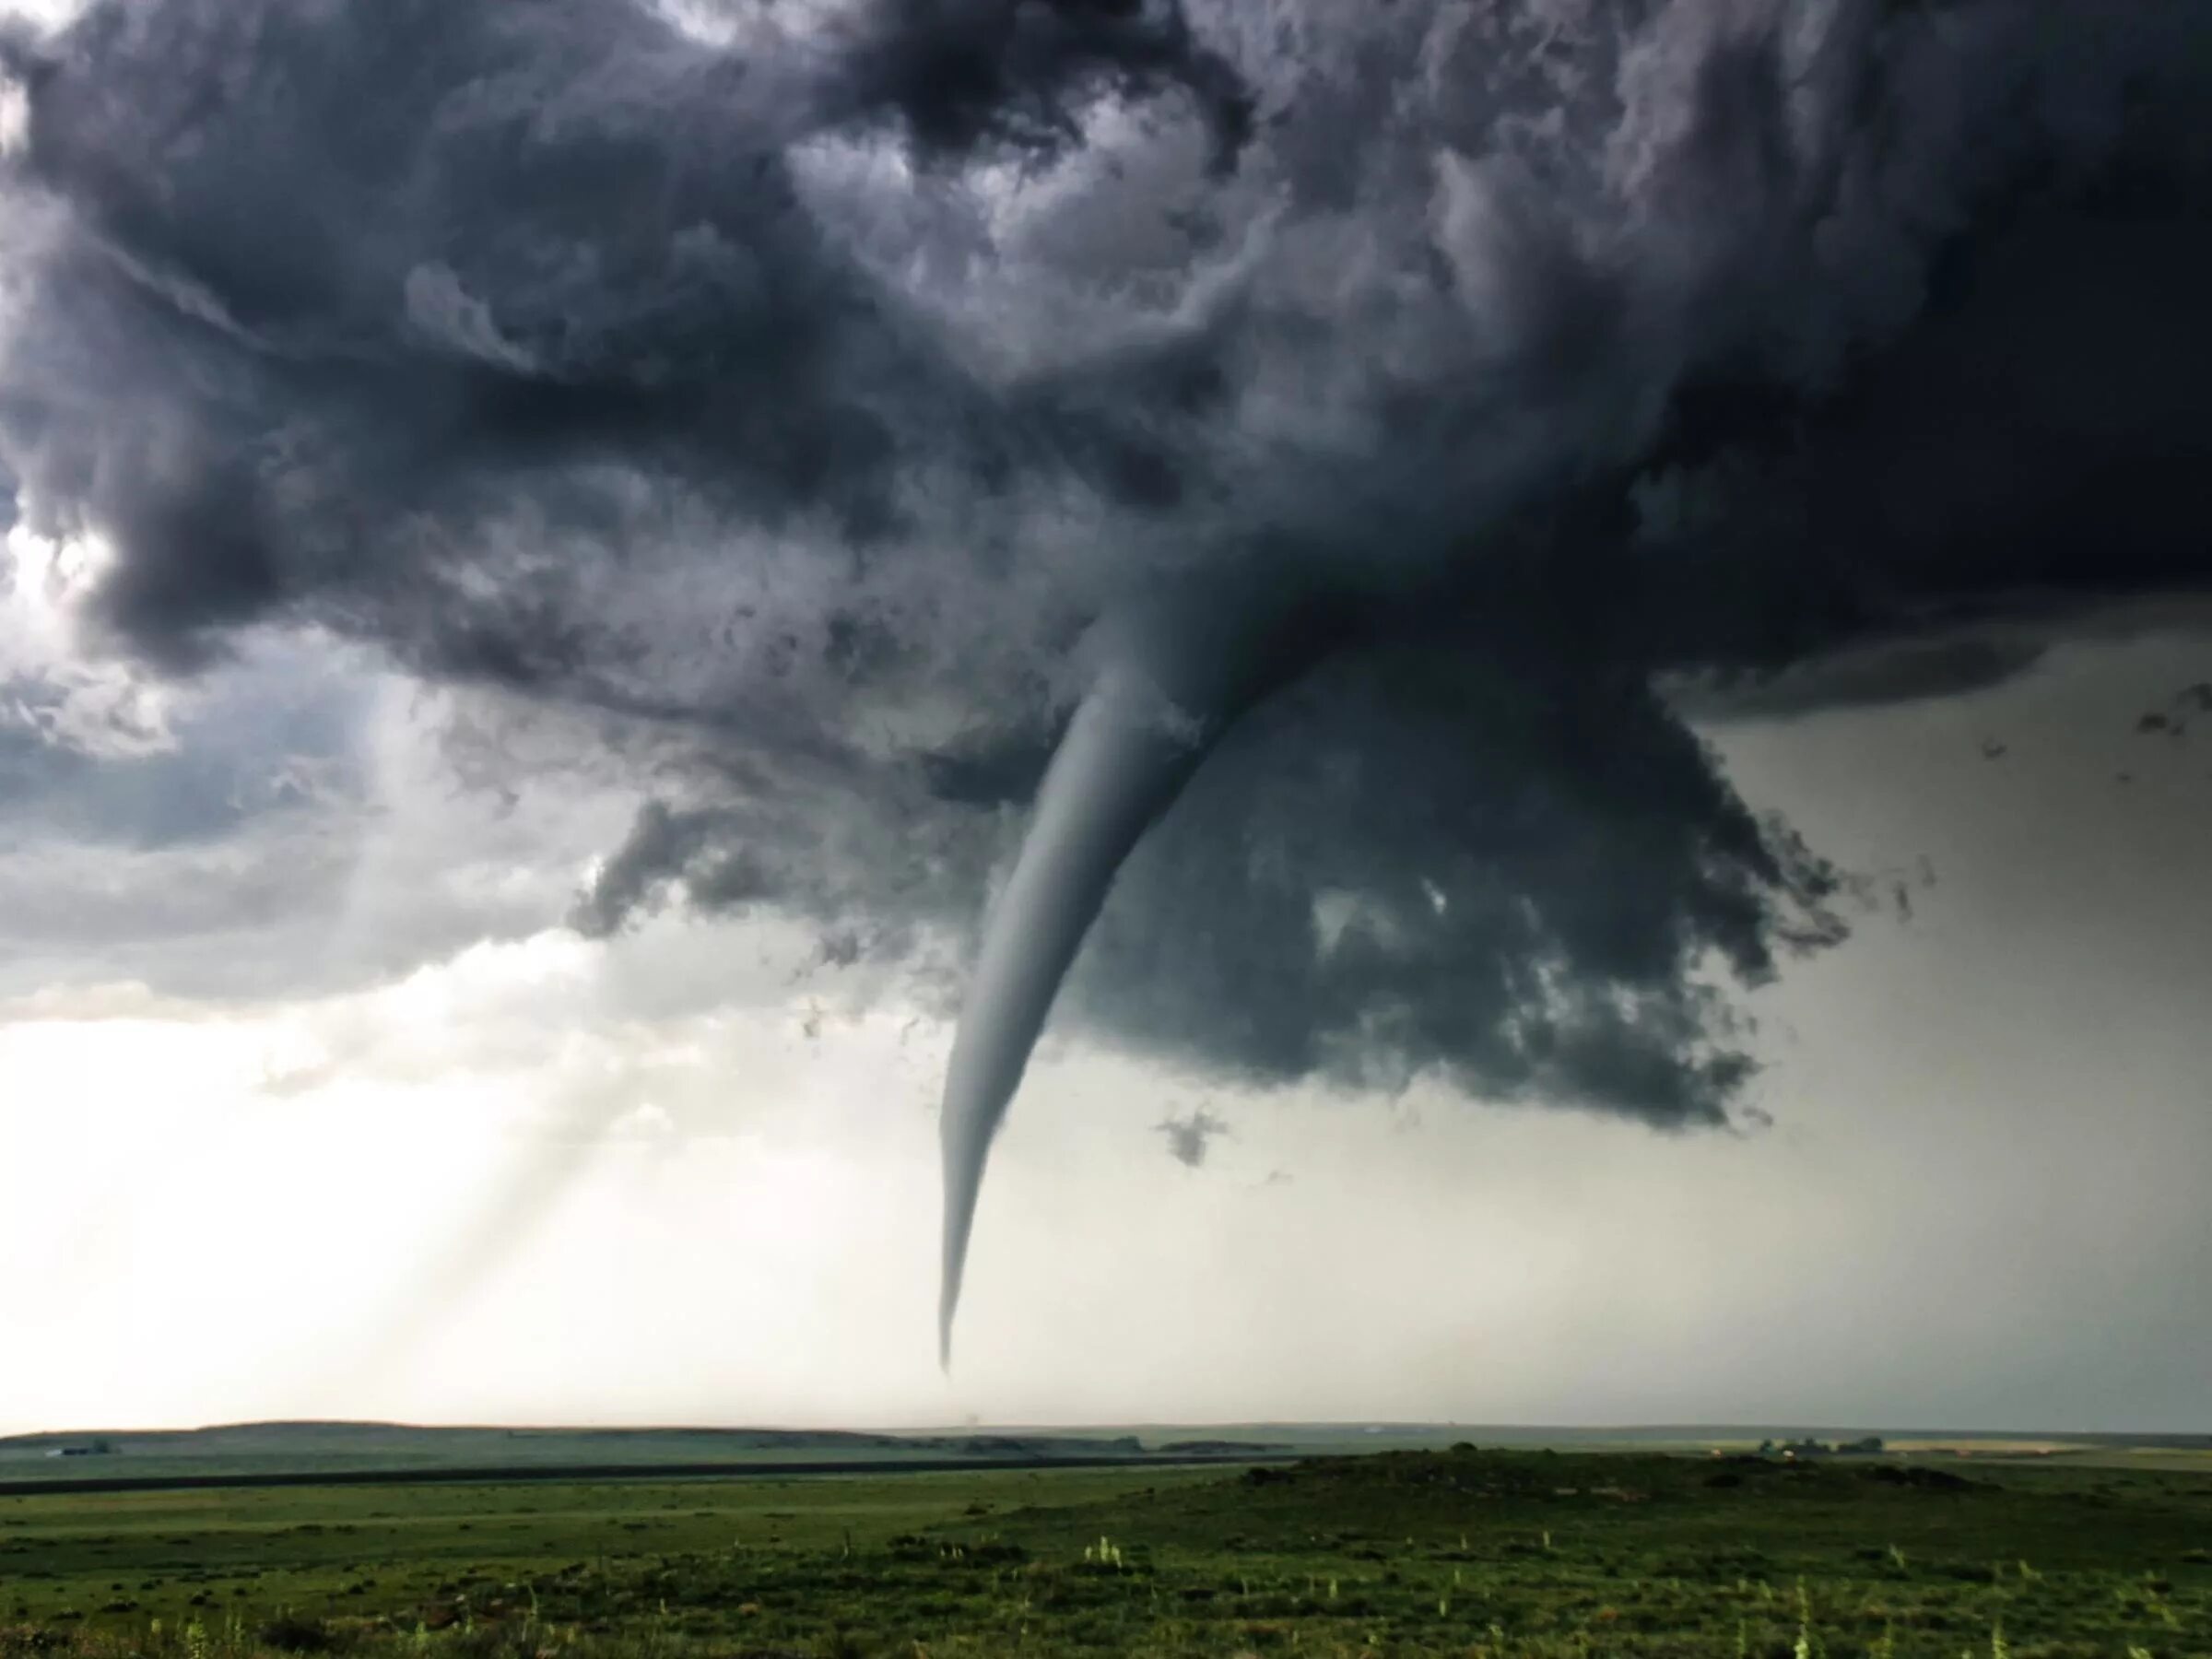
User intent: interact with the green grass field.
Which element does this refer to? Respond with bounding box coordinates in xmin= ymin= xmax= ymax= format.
xmin=4 ymin=1447 xmax=2208 ymax=1657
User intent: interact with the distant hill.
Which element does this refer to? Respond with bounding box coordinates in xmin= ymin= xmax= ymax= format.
xmin=3 ymin=1420 xmax=2204 ymax=1492
xmin=0 ymin=1420 xmax=1219 ymax=1489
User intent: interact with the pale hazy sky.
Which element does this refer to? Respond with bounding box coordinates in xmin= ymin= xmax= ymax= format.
xmin=5 ymin=582 xmax=2206 ymax=1434
xmin=4 ymin=0 xmax=2210 ymax=1436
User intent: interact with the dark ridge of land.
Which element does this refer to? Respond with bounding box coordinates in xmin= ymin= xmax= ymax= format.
xmin=0 ymin=1449 xmax=1297 ymax=1500
xmin=10 ymin=1418 xmax=2208 ymax=1453
xmin=5 ymin=1419 xmax=2205 ymax=1496
xmin=0 ymin=1422 xmax=1210 ymax=1489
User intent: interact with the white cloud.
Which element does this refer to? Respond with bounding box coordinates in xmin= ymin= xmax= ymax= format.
xmin=0 ymin=76 xmax=26 ymax=159
xmin=0 ymin=0 xmax=81 ymax=34
xmin=609 ymin=1100 xmax=676 ymax=1140
xmin=2 ymin=526 xmax=185 ymax=757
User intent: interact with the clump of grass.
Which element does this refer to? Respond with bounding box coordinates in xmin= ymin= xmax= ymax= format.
xmin=1791 ymin=1580 xmax=1829 ymax=1659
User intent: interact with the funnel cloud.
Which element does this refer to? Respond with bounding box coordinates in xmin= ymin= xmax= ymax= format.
xmin=3 ymin=0 xmax=2210 ymax=1359
xmin=936 ymin=667 xmax=1206 ymax=1366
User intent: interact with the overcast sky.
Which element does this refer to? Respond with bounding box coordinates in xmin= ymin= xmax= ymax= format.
xmin=2 ymin=0 xmax=2208 ymax=1434
xmin=5 ymin=571 xmax=2204 ymax=1436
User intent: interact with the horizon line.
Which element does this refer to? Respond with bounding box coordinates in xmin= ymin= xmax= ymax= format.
xmin=6 ymin=1416 xmax=2208 ymax=1445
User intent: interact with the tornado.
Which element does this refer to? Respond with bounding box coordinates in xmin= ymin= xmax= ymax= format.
xmin=937 ymin=571 xmax=1345 ymax=1366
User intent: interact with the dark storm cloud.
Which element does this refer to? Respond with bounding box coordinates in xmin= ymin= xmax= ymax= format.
xmin=5 ymin=0 xmax=962 ymax=667
xmin=569 ymin=801 xmax=762 ymax=941
xmin=1671 ymin=635 xmax=2048 ymax=724
xmin=825 ymin=0 xmax=1253 ymax=164
xmin=6 ymin=0 xmax=2212 ymax=1130
xmin=1065 ymin=644 xmax=1836 ymax=1124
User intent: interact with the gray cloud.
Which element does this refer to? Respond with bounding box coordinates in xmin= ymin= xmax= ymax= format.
xmin=0 ymin=653 xmax=652 ymax=1004
xmin=0 ymin=645 xmax=361 ymax=848
xmin=4 ymin=0 xmax=2211 ymax=1134
xmin=570 ymin=801 xmax=771 ymax=942
xmin=1155 ymin=1106 xmax=1229 ymax=1169
xmin=2137 ymin=681 xmax=2212 ymax=741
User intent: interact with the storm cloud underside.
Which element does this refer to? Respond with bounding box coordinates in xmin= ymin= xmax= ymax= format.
xmin=4 ymin=0 xmax=2212 ymax=1351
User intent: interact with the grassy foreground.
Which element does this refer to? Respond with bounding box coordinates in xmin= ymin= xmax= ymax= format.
xmin=3 ymin=1447 xmax=2208 ymax=1657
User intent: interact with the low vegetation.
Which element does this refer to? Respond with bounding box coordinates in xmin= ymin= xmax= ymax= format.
xmin=3 ymin=1447 xmax=2207 ymax=1656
